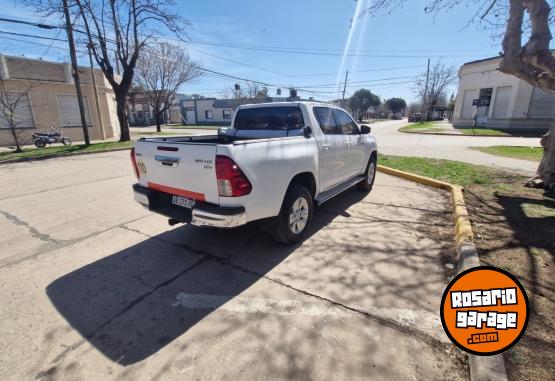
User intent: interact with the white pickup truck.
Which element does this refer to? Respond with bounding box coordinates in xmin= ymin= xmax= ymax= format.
xmin=131 ymin=101 xmax=378 ymax=244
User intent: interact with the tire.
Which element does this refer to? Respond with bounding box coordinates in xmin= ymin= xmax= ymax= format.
xmin=270 ymin=184 xmax=313 ymax=245
xmin=62 ymin=137 xmax=72 ymax=146
xmin=357 ymin=154 xmax=377 ymax=191
xmin=34 ymin=139 xmax=46 ymax=148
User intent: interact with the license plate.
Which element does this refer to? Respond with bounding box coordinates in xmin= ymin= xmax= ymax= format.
xmin=172 ymin=195 xmax=195 ymax=209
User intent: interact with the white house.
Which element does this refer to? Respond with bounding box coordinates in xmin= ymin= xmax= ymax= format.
xmin=181 ymin=98 xmax=234 ymax=125
xmin=452 ymin=55 xmax=555 ymax=131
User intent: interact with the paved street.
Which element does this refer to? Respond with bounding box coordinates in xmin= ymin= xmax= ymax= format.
xmin=0 ymin=151 xmax=467 ymax=380
xmin=372 ymin=119 xmax=542 ymax=174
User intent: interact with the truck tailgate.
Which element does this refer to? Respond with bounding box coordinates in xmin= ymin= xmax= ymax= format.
xmin=134 ymin=140 xmax=219 ymax=204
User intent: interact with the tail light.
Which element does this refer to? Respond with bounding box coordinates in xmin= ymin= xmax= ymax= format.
xmin=130 ymin=147 xmax=140 ymax=179
xmin=215 ymin=155 xmax=251 ymax=197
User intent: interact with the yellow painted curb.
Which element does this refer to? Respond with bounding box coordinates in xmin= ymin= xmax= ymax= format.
xmin=377 ymin=165 xmax=474 ymax=245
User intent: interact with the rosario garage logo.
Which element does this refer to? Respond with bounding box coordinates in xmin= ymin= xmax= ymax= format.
xmin=440 ymin=266 xmax=529 ymax=355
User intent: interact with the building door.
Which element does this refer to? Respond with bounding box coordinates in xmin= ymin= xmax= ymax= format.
xmin=528 ymin=87 xmax=555 ymax=118
xmin=185 ymin=108 xmax=196 ymax=125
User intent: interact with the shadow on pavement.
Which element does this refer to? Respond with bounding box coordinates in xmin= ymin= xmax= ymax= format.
xmin=46 ymin=189 xmax=368 ymax=365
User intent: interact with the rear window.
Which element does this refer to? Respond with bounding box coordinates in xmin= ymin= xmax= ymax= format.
xmin=233 ymin=107 xmax=304 ymax=130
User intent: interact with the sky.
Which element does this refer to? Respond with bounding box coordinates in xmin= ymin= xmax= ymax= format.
xmin=0 ymin=0 xmax=514 ymax=103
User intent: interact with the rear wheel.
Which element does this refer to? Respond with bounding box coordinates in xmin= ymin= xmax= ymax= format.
xmin=357 ymin=154 xmax=377 ymax=191
xmin=62 ymin=137 xmax=72 ymax=145
xmin=270 ymin=184 xmax=313 ymax=245
xmin=34 ymin=139 xmax=46 ymax=148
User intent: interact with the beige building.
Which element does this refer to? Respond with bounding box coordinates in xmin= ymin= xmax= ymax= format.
xmin=0 ymin=54 xmax=120 ymax=147
xmin=453 ymin=55 xmax=555 ymax=131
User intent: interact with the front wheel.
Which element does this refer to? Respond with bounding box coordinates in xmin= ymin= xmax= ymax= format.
xmin=270 ymin=184 xmax=313 ymax=245
xmin=357 ymin=155 xmax=377 ymax=191
xmin=62 ymin=137 xmax=72 ymax=145
xmin=34 ymin=139 xmax=46 ymax=148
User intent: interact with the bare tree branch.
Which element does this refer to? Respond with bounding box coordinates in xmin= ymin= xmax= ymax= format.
xmin=0 ymin=77 xmax=37 ymax=152
xmin=27 ymin=0 xmax=189 ymax=141
xmin=135 ymin=42 xmax=202 ymax=131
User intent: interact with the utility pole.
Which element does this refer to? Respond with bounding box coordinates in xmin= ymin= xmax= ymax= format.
xmin=341 ymin=70 xmax=349 ymax=103
xmin=88 ymin=43 xmax=105 ymax=140
xmin=421 ymin=58 xmax=430 ymax=120
xmin=62 ymin=0 xmax=90 ymax=145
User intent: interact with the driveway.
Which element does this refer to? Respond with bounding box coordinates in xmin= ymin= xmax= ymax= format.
xmin=0 ymin=151 xmax=467 ymax=380
xmin=372 ymin=119 xmax=541 ymax=174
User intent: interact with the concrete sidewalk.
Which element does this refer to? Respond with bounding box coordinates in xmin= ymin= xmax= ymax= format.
xmin=0 ymin=151 xmax=467 ymax=380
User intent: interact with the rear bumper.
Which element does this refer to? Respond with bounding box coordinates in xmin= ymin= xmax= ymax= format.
xmin=133 ymin=184 xmax=247 ymax=228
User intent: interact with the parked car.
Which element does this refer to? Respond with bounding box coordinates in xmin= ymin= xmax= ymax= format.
xmin=408 ymin=113 xmax=422 ymax=122
xmin=391 ymin=114 xmax=402 ymax=120
xmin=131 ymin=102 xmax=378 ymax=244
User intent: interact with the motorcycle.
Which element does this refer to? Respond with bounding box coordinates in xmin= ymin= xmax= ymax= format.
xmin=32 ymin=126 xmax=72 ymax=148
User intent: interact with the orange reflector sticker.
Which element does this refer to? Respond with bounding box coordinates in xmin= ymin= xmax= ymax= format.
xmin=147 ymin=182 xmax=206 ymax=202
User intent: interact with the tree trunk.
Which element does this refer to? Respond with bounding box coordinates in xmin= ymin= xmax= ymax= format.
xmin=115 ymin=92 xmax=130 ymax=142
xmin=9 ymin=125 xmax=22 ymax=153
xmin=538 ymin=122 xmax=555 ymax=190
xmin=156 ymin=111 xmax=162 ymax=133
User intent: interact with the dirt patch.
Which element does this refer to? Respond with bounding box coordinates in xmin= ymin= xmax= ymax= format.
xmin=464 ymin=178 xmax=555 ymax=381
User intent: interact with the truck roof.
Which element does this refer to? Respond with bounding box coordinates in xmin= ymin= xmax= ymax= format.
xmin=237 ymin=101 xmax=338 ymax=109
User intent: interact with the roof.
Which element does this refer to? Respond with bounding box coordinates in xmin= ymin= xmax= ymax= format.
xmin=463 ymin=49 xmax=555 ymax=66
xmin=462 ymin=55 xmax=502 ymax=66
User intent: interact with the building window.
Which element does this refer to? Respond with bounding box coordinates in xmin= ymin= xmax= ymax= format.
xmin=0 ymin=92 xmax=35 ymax=129
xmin=57 ymin=94 xmax=92 ymax=127
xmin=223 ymin=110 xmax=231 ymax=119
xmin=205 ymin=110 xmax=213 ymax=119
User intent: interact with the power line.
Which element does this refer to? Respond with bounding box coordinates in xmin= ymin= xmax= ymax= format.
xmin=287 ymin=64 xmax=426 ymax=78
xmin=0 ymin=16 xmax=58 ymax=29
xmin=0 ymin=30 xmax=67 ymax=42
xmin=0 ymin=14 xmax=424 ymax=99
xmin=187 ymin=40 xmax=495 ymax=58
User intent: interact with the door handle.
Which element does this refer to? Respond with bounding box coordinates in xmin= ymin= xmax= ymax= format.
xmin=322 ymin=144 xmax=331 ymax=150
xmin=154 ymin=155 xmax=180 ymax=167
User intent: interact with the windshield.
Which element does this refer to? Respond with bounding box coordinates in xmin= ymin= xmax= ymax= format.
xmin=233 ymin=107 xmax=304 ymax=130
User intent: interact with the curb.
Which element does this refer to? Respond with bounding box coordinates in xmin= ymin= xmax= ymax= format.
xmin=398 ymin=129 xmax=515 ymax=137
xmin=0 ymin=146 xmax=132 ymax=165
xmin=397 ymin=128 xmax=544 ymax=138
xmin=377 ymin=164 xmax=509 ymax=381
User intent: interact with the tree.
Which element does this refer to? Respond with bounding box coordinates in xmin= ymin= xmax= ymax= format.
xmin=289 ymin=87 xmax=298 ymax=99
xmin=224 ymin=81 xmax=268 ymax=109
xmin=0 ymin=77 xmax=34 ymax=152
xmin=135 ymin=43 xmax=202 ymax=132
xmin=256 ymin=86 xmax=269 ymax=98
xmin=385 ymin=97 xmax=407 ymax=115
xmin=414 ymin=61 xmax=457 ymax=120
xmin=28 ymin=0 xmax=188 ymax=142
xmin=348 ymin=89 xmax=381 ymax=120
xmin=366 ymin=0 xmax=555 ymax=191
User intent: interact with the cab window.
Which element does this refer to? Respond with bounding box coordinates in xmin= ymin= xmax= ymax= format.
xmin=313 ymin=107 xmax=340 ymax=135
xmin=332 ymin=109 xmax=359 ymax=134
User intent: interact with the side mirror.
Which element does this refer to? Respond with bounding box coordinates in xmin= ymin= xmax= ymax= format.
xmin=303 ymin=126 xmax=312 ymax=138
xmin=360 ymin=125 xmax=371 ymax=134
